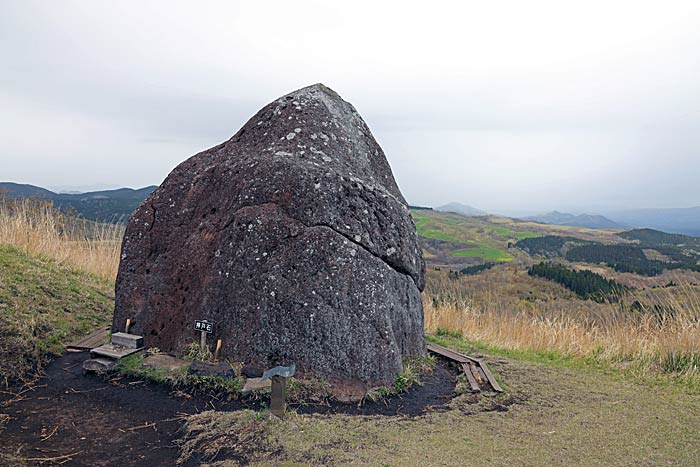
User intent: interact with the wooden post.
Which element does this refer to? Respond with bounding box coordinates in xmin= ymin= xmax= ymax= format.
xmin=200 ymin=330 xmax=207 ymax=352
xmin=125 ymin=319 xmax=131 ymax=334
xmin=213 ymin=339 xmax=222 ymax=362
xmin=270 ymin=375 xmax=286 ymax=418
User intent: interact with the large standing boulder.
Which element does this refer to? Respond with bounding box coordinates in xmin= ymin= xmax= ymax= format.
xmin=113 ymin=84 xmax=425 ymax=399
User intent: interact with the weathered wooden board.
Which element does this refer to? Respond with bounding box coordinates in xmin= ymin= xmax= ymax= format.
xmin=427 ymin=341 xmax=504 ymax=393
xmin=460 ymin=362 xmax=481 ymax=392
xmin=91 ymin=344 xmax=142 ymax=360
xmin=67 ymin=327 xmax=110 ymax=350
xmin=426 ymin=342 xmax=470 ymax=363
xmin=478 ymin=360 xmax=504 ymax=393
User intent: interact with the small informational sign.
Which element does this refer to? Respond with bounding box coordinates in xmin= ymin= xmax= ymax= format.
xmin=194 ymin=319 xmax=214 ymax=334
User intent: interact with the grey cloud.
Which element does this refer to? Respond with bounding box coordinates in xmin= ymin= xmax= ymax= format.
xmin=1 ymin=0 xmax=699 ymax=212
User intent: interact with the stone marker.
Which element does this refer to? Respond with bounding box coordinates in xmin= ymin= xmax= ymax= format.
xmin=261 ymin=364 xmax=296 ymax=418
xmin=270 ymin=376 xmax=286 ymax=418
xmin=143 ymin=354 xmax=188 ymax=372
xmin=113 ymin=83 xmax=426 ymax=400
xmin=241 ymin=377 xmax=271 ymax=395
xmin=187 ymin=361 xmax=235 ymax=378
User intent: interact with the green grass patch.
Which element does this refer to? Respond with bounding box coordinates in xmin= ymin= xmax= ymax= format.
xmin=417 ymin=228 xmax=463 ymax=243
xmin=514 ymin=231 xmax=542 ymax=240
xmin=660 ymin=352 xmax=700 ymax=374
xmin=116 ymin=353 xmax=182 ymax=383
xmin=485 ymin=225 xmax=540 ymax=241
xmin=116 ymin=353 xmax=243 ymax=398
xmin=0 ymin=244 xmax=114 ymax=385
xmin=451 ymin=244 xmax=513 ymax=262
xmin=435 ymin=327 xmax=464 ymax=339
xmin=412 ymin=212 xmax=464 ymax=243
xmin=365 ymin=354 xmax=436 ymax=401
xmin=489 ymin=225 xmax=512 ymax=236
xmin=426 ymin=334 xmax=577 ymax=368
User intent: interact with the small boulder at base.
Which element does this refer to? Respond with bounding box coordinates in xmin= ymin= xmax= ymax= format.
xmin=112 ymin=83 xmax=426 ymax=400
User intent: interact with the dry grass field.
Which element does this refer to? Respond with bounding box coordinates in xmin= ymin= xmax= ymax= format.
xmin=0 ymin=196 xmax=122 ymax=282
xmin=424 ymin=266 xmax=700 ymax=385
xmin=2 ymin=201 xmax=700 ymax=466
xmin=0 ymin=199 xmax=698 ymax=386
xmin=0 ymin=198 xmax=117 ymax=384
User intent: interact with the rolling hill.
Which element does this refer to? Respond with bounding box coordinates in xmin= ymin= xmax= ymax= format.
xmin=0 ymin=182 xmax=156 ymax=222
xmin=410 ymin=209 xmax=628 ymax=269
xmin=409 ymin=208 xmax=700 ymax=270
xmin=523 ymin=211 xmax=625 ymax=229
xmin=604 ymin=207 xmax=700 ymax=237
xmin=435 ymin=202 xmax=487 ymax=217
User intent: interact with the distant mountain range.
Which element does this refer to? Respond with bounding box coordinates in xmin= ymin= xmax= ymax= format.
xmin=523 ymin=211 xmax=626 ymax=229
xmin=603 ymin=207 xmax=700 ymax=237
xmin=435 ymin=202 xmax=487 ymax=217
xmin=4 ymin=183 xmax=699 ymax=237
xmin=432 ymin=200 xmax=700 ymax=236
xmin=0 ymin=182 xmax=156 ymax=222
xmin=523 ymin=208 xmax=700 ymax=237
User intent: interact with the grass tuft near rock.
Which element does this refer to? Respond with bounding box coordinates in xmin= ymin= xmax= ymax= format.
xmin=364 ymin=354 xmax=436 ymax=402
xmin=117 ymin=353 xmax=243 ymax=399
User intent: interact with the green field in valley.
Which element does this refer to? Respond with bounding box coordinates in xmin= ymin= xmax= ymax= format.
xmin=451 ymin=244 xmax=514 ymax=262
xmin=411 ymin=210 xmax=534 ymax=263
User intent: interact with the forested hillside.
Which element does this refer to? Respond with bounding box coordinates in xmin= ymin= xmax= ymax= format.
xmin=0 ymin=182 xmax=156 ymax=222
xmin=528 ymin=262 xmax=627 ymax=302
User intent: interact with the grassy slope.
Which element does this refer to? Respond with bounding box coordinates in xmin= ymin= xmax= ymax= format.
xmin=451 ymin=244 xmax=514 ymax=262
xmin=412 ymin=209 xmax=629 ymax=265
xmin=0 ymin=245 xmax=114 ymax=384
xmin=181 ymin=338 xmax=700 ymax=467
xmin=412 ymin=211 xmax=518 ymax=263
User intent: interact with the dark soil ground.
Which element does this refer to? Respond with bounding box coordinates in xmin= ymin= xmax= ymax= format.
xmin=297 ymin=359 xmax=460 ymax=417
xmin=0 ymin=352 xmax=459 ymax=466
xmin=1 ymin=352 xmax=208 ymax=466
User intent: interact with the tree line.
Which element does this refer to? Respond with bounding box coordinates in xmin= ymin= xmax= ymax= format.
xmin=565 ymin=244 xmax=700 ymax=276
xmin=528 ymin=262 xmax=628 ymax=302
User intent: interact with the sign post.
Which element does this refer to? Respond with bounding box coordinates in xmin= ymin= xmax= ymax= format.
xmin=270 ymin=375 xmax=286 ymax=417
xmin=260 ymin=364 xmax=296 ymax=419
xmin=194 ymin=320 xmax=214 ymax=352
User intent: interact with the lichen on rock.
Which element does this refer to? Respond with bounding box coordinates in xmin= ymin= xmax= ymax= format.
xmin=113 ymin=83 xmax=426 ymax=400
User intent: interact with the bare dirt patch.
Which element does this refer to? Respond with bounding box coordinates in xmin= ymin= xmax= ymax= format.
xmin=1 ymin=352 xmax=211 ymax=466
xmin=0 ymin=351 xmax=462 ymax=466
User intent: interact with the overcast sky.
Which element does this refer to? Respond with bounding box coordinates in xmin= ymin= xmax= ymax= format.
xmin=2 ymin=1 xmax=699 ymax=215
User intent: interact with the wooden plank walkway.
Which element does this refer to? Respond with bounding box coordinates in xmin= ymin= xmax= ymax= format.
xmin=460 ymin=362 xmax=481 ymax=392
xmin=426 ymin=342 xmax=472 ymax=363
xmin=67 ymin=327 xmax=110 ymax=350
xmin=427 ymin=341 xmax=504 ymax=393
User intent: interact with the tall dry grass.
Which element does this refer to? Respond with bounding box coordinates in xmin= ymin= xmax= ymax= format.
xmin=0 ymin=196 xmax=123 ymax=282
xmin=1 ymin=195 xmax=698 ymax=377
xmin=424 ymin=268 xmax=700 ymax=377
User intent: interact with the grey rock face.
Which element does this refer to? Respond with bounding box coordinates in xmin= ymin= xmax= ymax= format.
xmin=112 ymin=84 xmax=426 ymax=399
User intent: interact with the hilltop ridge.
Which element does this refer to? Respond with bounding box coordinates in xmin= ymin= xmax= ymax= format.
xmin=435 ymin=202 xmax=487 ymax=217
xmin=523 ymin=210 xmax=625 ymax=229
xmin=0 ymin=182 xmax=156 ymax=222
